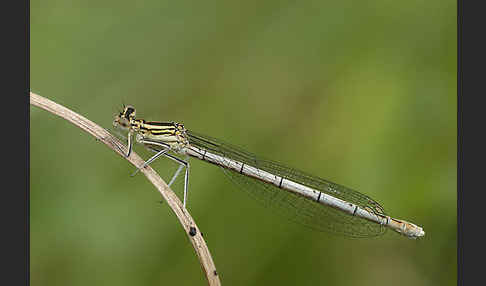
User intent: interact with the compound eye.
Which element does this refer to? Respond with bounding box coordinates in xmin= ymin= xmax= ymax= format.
xmin=125 ymin=106 xmax=136 ymax=119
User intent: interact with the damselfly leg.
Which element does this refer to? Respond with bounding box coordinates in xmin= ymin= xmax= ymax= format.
xmin=126 ymin=131 xmax=134 ymax=157
xmin=130 ymin=148 xmax=170 ymax=177
xmin=134 ymin=139 xmax=190 ymax=208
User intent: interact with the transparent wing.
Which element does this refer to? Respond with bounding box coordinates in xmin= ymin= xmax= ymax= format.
xmin=186 ymin=130 xmax=387 ymax=238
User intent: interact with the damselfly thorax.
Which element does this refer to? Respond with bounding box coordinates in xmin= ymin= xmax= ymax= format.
xmin=114 ymin=106 xmax=189 ymax=154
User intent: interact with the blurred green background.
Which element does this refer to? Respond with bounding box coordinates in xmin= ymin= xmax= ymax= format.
xmin=30 ymin=1 xmax=456 ymax=285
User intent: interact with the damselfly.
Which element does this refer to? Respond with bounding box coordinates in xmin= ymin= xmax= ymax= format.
xmin=113 ymin=106 xmax=425 ymax=239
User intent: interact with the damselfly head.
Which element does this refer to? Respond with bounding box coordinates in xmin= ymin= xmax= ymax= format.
xmin=113 ymin=105 xmax=136 ymax=130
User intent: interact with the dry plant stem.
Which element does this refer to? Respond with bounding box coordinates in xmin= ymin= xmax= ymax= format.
xmin=30 ymin=92 xmax=221 ymax=286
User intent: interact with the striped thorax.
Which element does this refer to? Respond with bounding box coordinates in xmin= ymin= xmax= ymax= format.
xmin=114 ymin=105 xmax=189 ymax=153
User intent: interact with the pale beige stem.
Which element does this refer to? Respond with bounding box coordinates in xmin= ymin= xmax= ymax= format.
xmin=30 ymin=92 xmax=221 ymax=286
